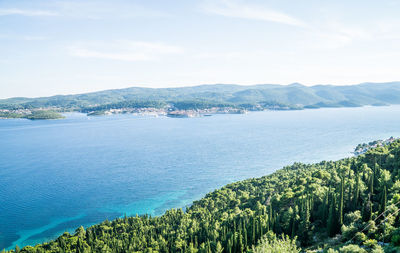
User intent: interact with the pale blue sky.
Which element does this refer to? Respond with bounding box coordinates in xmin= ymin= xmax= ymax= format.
xmin=1 ymin=0 xmax=400 ymax=98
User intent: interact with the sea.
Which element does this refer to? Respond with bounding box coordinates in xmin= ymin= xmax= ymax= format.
xmin=1 ymin=105 xmax=400 ymax=250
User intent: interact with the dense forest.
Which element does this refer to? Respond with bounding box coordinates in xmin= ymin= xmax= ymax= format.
xmin=1 ymin=82 xmax=400 ymax=112
xmin=5 ymin=140 xmax=400 ymax=252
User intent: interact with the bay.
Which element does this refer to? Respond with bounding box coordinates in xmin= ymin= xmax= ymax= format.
xmin=1 ymin=106 xmax=400 ymax=250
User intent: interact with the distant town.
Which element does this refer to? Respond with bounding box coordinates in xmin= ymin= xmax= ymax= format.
xmin=353 ymin=136 xmax=398 ymax=155
xmin=0 ymin=106 xmax=249 ymax=119
xmin=87 ymin=106 xmax=248 ymax=118
xmin=0 ymin=102 xmax=294 ymax=120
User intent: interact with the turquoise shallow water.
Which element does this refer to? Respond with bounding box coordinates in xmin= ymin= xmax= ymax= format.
xmin=1 ymin=106 xmax=400 ymax=250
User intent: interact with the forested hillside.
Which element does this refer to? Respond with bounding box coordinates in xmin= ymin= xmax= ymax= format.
xmin=1 ymin=82 xmax=400 ymax=111
xmin=6 ymin=140 xmax=400 ymax=252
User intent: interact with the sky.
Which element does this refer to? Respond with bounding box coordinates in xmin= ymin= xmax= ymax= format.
xmin=1 ymin=0 xmax=400 ymax=98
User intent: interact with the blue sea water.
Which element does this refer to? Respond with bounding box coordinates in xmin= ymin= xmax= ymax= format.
xmin=1 ymin=106 xmax=400 ymax=250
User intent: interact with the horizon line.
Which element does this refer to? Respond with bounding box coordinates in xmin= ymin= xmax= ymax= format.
xmin=1 ymin=81 xmax=399 ymax=100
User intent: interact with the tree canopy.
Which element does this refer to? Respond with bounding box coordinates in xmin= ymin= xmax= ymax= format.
xmin=6 ymin=140 xmax=400 ymax=252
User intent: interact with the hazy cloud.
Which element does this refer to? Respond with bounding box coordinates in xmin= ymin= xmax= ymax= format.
xmin=49 ymin=1 xmax=170 ymax=19
xmin=202 ymin=0 xmax=306 ymax=27
xmin=0 ymin=1 xmax=169 ymax=19
xmin=69 ymin=41 xmax=183 ymax=62
xmin=22 ymin=36 xmax=48 ymax=41
xmin=0 ymin=8 xmax=58 ymax=16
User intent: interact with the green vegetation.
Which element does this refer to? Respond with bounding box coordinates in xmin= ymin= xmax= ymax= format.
xmin=1 ymin=82 xmax=400 ymax=113
xmin=252 ymin=233 xmax=299 ymax=253
xmin=0 ymin=111 xmax=25 ymax=119
xmin=81 ymin=101 xmax=167 ymax=113
xmin=0 ymin=110 xmax=64 ymax=120
xmin=6 ymin=140 xmax=400 ymax=252
xmin=25 ymin=111 xmax=64 ymax=120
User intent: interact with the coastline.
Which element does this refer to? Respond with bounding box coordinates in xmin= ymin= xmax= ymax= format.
xmin=5 ymin=138 xmax=399 ymax=251
xmin=0 ymin=104 xmax=391 ymax=120
xmin=2 ymin=106 xmax=400 ymax=251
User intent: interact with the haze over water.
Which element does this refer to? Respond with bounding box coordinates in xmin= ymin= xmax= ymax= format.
xmin=1 ymin=106 xmax=400 ymax=250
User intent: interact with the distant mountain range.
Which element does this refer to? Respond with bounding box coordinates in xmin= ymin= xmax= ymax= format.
xmin=1 ymin=82 xmax=400 ymax=110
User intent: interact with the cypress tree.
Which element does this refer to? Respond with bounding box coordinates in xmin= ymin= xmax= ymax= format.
xmin=347 ymin=178 xmax=352 ymax=211
xmin=290 ymin=215 xmax=296 ymax=238
xmin=252 ymin=217 xmax=256 ymax=244
xmin=363 ymin=198 xmax=373 ymax=222
xmin=369 ymin=172 xmax=374 ymax=212
xmin=327 ymin=193 xmax=338 ymax=237
xmin=354 ymin=171 xmax=360 ymax=210
xmin=381 ymin=185 xmax=387 ymax=214
xmin=339 ymin=176 xmax=344 ymax=226
xmin=268 ymin=204 xmax=273 ymax=230
xmin=299 ymin=197 xmax=311 ymax=245
xmin=243 ymin=222 xmax=248 ymax=250
xmin=260 ymin=217 xmax=264 ymax=237
xmin=322 ymin=192 xmax=329 ymax=225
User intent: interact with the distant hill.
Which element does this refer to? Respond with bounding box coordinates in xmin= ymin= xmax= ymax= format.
xmin=1 ymin=82 xmax=400 ymax=110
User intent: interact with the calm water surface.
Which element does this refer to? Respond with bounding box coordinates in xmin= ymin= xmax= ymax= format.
xmin=1 ymin=106 xmax=400 ymax=249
